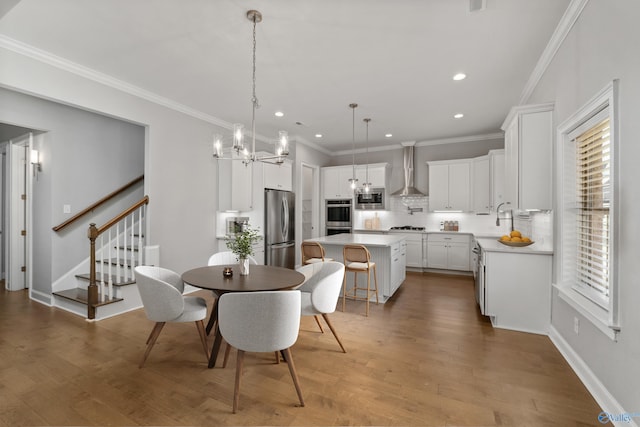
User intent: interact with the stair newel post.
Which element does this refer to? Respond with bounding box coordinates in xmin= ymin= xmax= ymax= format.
xmin=88 ymin=223 xmax=99 ymax=320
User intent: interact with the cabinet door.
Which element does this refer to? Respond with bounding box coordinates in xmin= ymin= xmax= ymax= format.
xmin=473 ymin=156 xmax=490 ymax=213
xmin=503 ymin=118 xmax=519 ymax=208
xmin=426 ymin=242 xmax=447 ymax=269
xmin=428 ymin=164 xmax=449 ymax=210
xmin=231 ymin=160 xmax=253 ymax=211
xmin=447 ymin=242 xmax=470 ymax=271
xmin=519 ymin=111 xmax=552 ymax=210
xmin=264 ymin=161 xmax=292 ymax=191
xmin=323 ymin=166 xmax=354 ymax=199
xmin=448 ymin=162 xmax=470 ymax=211
xmin=490 ymin=150 xmax=505 ymax=211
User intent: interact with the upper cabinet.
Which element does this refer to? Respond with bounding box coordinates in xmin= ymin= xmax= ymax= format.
xmin=427 ymin=159 xmax=470 ymax=212
xmin=501 ymin=103 xmax=553 ymax=211
xmin=354 ymin=163 xmax=389 ymax=189
xmin=263 ymin=161 xmax=292 ymax=192
xmin=219 ymin=155 xmax=253 ymax=212
xmin=472 ymin=149 xmax=505 ymax=213
xmin=322 ymin=166 xmax=355 ymax=199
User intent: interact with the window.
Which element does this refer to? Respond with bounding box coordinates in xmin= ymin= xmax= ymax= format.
xmin=556 ymin=81 xmax=619 ymax=340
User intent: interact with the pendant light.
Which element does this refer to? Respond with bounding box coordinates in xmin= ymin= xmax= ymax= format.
xmin=348 ymin=103 xmax=358 ymax=190
xmin=212 ymin=10 xmax=289 ymax=164
xmin=362 ymin=118 xmax=372 ymax=197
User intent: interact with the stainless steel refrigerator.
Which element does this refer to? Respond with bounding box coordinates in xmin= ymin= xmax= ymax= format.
xmin=264 ymin=188 xmax=295 ymax=269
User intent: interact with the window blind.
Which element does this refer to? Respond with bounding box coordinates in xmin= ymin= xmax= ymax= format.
xmin=575 ymin=118 xmax=611 ymax=298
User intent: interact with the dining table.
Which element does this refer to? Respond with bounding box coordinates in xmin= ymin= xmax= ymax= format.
xmin=181 ymin=264 xmax=305 ymax=368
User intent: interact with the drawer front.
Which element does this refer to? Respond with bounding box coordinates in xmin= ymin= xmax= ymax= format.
xmin=427 ymin=233 xmax=470 ymax=244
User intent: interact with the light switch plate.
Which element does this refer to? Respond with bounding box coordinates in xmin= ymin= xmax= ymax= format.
xmin=63 ymin=204 xmax=71 ymax=214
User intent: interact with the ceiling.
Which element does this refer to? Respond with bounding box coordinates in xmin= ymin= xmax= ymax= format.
xmin=0 ymin=0 xmax=571 ymax=153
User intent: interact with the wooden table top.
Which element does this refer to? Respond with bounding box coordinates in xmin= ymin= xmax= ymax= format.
xmin=181 ymin=264 xmax=305 ymax=293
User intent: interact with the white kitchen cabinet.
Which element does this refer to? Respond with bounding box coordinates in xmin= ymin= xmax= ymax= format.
xmin=483 ymin=249 xmax=552 ymax=334
xmin=501 ymin=103 xmax=553 ymax=211
xmin=355 ymin=163 xmax=389 ymax=188
xmin=263 ymin=161 xmax=292 ymax=191
xmin=472 ymin=150 xmax=505 ymax=213
xmin=322 ymin=165 xmax=355 ymax=199
xmin=427 ymin=160 xmax=470 ymax=211
xmin=218 ymin=154 xmax=253 ymax=211
xmin=426 ymin=233 xmax=471 ymax=271
xmin=390 ymin=240 xmax=406 ymax=295
xmin=388 ymin=231 xmax=423 ymax=268
xmin=472 ymin=155 xmax=490 ymax=213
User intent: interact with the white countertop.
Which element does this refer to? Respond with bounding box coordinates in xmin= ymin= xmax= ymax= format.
xmin=476 ymin=237 xmax=553 ymax=255
xmin=306 ymin=233 xmax=405 ymax=247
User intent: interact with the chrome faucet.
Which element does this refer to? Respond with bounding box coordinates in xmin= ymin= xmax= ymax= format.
xmin=496 ymin=202 xmax=514 ymax=231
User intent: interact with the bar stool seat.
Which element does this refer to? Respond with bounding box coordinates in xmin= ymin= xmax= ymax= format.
xmin=342 ymin=244 xmax=378 ymax=316
xmin=301 ymin=241 xmax=333 ymax=265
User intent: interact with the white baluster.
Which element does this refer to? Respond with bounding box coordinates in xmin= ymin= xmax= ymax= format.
xmin=99 ymin=235 xmax=105 ymax=301
xmin=129 ymin=213 xmax=135 ymax=280
xmin=116 ymin=222 xmax=121 ymax=286
xmin=137 ymin=206 xmax=143 ymax=267
xmin=123 ymin=216 xmax=129 ymax=282
xmin=108 ymin=228 xmax=113 ymax=300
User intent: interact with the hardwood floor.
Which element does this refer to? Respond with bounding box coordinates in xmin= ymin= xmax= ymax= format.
xmin=0 ymin=274 xmax=608 ymax=426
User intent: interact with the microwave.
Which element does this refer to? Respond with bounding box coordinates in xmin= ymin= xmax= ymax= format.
xmin=355 ymin=188 xmax=385 ymax=210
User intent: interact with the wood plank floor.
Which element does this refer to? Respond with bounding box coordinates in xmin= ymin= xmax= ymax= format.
xmin=0 ymin=273 xmax=608 ymax=426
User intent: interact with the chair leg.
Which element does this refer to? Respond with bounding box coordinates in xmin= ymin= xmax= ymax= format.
xmin=313 ymin=315 xmax=324 ymax=333
xmin=139 ymin=322 xmax=165 ymax=368
xmin=205 ymin=298 xmax=219 ymax=335
xmin=373 ymin=264 xmax=379 ymax=305
xmin=275 ymin=351 xmax=280 ymax=364
xmin=342 ymin=272 xmax=347 ymax=312
xmin=195 ymin=320 xmax=210 ymax=360
xmin=321 ymin=313 xmax=346 ymax=353
xmin=365 ymin=269 xmax=371 ymax=317
xmin=233 ymin=349 xmax=245 ymax=413
xmin=222 ymin=341 xmax=232 ymax=368
xmin=281 ymin=347 xmax=305 ymax=407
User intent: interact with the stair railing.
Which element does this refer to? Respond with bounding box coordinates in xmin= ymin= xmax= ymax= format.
xmin=87 ymin=196 xmax=149 ymax=319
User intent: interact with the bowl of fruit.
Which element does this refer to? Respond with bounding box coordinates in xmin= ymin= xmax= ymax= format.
xmin=498 ymin=230 xmax=534 ymax=247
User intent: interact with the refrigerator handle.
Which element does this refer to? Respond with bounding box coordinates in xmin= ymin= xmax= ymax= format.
xmin=270 ymin=242 xmax=295 ymax=249
xmin=282 ymin=196 xmax=289 ymax=238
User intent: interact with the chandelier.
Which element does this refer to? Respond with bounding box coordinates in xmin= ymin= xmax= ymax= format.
xmin=213 ymin=10 xmax=289 ymax=164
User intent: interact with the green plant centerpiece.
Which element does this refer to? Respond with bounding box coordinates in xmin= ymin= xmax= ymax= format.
xmin=225 ymin=226 xmax=261 ymax=275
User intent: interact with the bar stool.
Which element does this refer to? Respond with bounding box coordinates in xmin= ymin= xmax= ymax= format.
xmin=301 ymin=241 xmax=333 ymax=265
xmin=342 ymin=244 xmax=378 ymax=316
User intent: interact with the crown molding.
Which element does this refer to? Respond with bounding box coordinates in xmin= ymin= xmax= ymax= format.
xmin=292 ymin=135 xmax=334 ymax=156
xmin=518 ymin=0 xmax=589 ymax=105
xmin=0 ymin=35 xmax=233 ymax=129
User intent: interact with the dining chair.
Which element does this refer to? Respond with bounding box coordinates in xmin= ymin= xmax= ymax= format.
xmin=301 ymin=241 xmax=333 ymax=264
xmin=342 ymin=244 xmax=379 ymax=316
xmin=207 ymin=251 xmax=260 ymax=366
xmin=296 ymin=261 xmax=347 ymax=353
xmin=217 ymin=290 xmax=304 ymax=413
xmin=134 ymin=265 xmax=209 ymax=368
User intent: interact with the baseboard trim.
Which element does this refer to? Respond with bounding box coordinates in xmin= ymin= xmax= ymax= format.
xmin=549 ymin=325 xmax=636 ymax=427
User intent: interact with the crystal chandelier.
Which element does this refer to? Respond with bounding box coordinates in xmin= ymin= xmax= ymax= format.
xmin=213 ymin=10 xmax=289 ymax=164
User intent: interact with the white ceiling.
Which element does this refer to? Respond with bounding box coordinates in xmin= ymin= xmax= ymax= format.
xmin=0 ymin=0 xmax=571 ymax=153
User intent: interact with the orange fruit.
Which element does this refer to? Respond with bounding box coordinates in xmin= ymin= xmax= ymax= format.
xmin=522 ymin=237 xmax=531 ymax=243
xmin=500 ymin=235 xmax=511 ymax=241
xmin=510 ymin=230 xmax=522 ymax=238
xmin=510 ymin=236 xmax=522 ymax=242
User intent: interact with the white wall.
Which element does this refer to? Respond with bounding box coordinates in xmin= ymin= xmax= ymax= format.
xmin=528 ymin=0 xmax=640 ymax=413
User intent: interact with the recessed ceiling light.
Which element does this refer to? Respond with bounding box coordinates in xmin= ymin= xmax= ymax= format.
xmin=453 ymin=73 xmax=466 ymax=81
xmin=274 ymin=111 xmax=284 ymax=117
xmin=454 ymin=113 xmax=464 ymax=119
xmin=385 ymin=133 xmax=393 ymax=138
xmin=315 ymin=134 xmax=322 ymax=138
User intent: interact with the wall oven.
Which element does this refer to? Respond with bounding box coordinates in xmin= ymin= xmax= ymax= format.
xmin=326 ymin=199 xmax=352 ymax=235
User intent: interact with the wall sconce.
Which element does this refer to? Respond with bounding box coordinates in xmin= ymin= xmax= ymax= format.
xmin=31 ymin=149 xmax=42 ymax=175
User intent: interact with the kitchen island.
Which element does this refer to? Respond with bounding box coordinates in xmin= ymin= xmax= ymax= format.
xmin=304 ymin=234 xmax=406 ymax=302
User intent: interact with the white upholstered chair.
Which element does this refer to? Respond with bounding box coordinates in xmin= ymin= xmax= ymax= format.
xmin=134 ymin=265 xmax=209 ymax=368
xmin=218 ymin=290 xmax=304 ymax=413
xmin=296 ymin=261 xmax=347 ymax=353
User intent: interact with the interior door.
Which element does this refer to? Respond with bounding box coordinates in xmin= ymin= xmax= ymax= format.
xmin=6 ymin=135 xmax=29 ymax=290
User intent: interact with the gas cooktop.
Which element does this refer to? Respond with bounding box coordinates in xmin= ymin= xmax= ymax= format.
xmin=390 ymin=226 xmax=425 ymax=231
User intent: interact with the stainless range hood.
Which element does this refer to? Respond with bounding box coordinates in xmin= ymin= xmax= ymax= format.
xmin=391 ymin=144 xmax=426 ymax=197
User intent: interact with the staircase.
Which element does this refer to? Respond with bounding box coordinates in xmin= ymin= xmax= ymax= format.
xmin=53 ymin=194 xmax=149 ymax=320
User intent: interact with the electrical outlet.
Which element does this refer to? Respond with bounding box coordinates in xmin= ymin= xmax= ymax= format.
xmin=574 ymin=317 xmax=580 ymax=334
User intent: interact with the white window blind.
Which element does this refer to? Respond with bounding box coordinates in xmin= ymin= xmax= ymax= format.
xmin=574 ymin=117 xmax=611 ymax=304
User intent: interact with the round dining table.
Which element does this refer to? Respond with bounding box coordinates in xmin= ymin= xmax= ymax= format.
xmin=182 ymin=264 xmax=305 ymax=368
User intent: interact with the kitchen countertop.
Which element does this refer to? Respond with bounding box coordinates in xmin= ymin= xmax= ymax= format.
xmin=476 ymin=237 xmax=553 ymax=255
xmin=306 ymin=233 xmax=405 ymax=247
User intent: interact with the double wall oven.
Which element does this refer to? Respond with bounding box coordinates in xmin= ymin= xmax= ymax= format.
xmin=325 ymin=199 xmax=352 ymax=235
